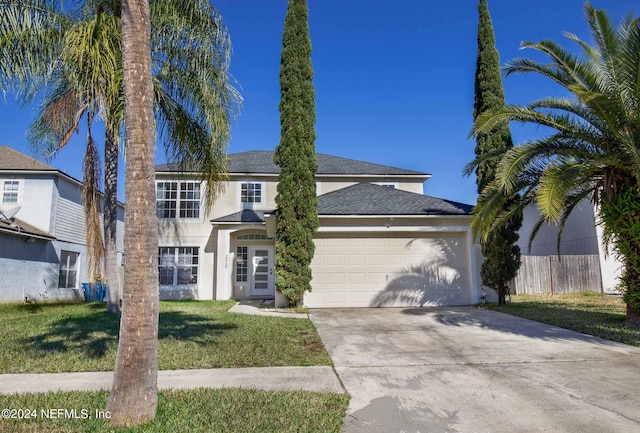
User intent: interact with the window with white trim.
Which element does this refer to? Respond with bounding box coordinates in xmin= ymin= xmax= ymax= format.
xmin=2 ymin=180 xmax=19 ymax=204
xmin=237 ymin=234 xmax=268 ymax=241
xmin=156 ymin=181 xmax=200 ymax=218
xmin=240 ymin=182 xmax=262 ymax=204
xmin=58 ymin=250 xmax=79 ymax=288
xmin=158 ymin=247 xmax=199 ymax=285
xmin=236 ymin=246 xmax=248 ymax=282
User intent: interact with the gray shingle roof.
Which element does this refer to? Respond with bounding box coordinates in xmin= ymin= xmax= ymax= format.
xmin=317 ymin=183 xmax=473 ymax=216
xmin=212 ymin=183 xmax=472 ymax=223
xmin=0 ymin=216 xmax=56 ymax=240
xmin=211 ymin=209 xmax=270 ymax=223
xmin=157 ymin=150 xmax=429 ymax=177
xmin=0 ymin=146 xmax=56 ymax=171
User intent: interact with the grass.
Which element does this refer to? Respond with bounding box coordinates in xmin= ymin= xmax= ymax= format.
xmin=480 ymin=292 xmax=640 ymax=346
xmin=0 ymin=301 xmax=332 ymax=373
xmin=0 ymin=388 xmax=349 ymax=432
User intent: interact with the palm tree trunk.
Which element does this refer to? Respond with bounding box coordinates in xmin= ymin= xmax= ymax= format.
xmin=104 ymin=129 xmax=121 ymax=314
xmin=106 ymin=0 xmax=158 ymax=425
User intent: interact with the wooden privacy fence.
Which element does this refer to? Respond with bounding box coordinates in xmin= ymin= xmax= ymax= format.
xmin=513 ymin=254 xmax=603 ymax=295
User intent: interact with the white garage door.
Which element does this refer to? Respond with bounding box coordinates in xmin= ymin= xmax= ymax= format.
xmin=305 ymin=233 xmax=472 ymax=308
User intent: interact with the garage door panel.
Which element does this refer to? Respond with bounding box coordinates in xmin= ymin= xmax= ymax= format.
xmin=326 ymin=255 xmax=346 ymax=266
xmin=347 ymin=272 xmax=367 ymax=284
xmin=347 ymin=254 xmax=366 ymax=266
xmin=367 ymin=254 xmax=386 ymax=266
xmin=347 ymin=291 xmax=368 ymax=306
xmin=308 ymin=233 xmax=473 ymax=308
xmin=367 ymin=272 xmax=388 ymax=285
xmin=326 ymin=292 xmax=347 ymax=304
xmin=326 ymin=272 xmax=347 ymax=284
xmin=386 ymin=254 xmax=406 ymax=266
xmin=366 ymin=238 xmax=386 ymax=248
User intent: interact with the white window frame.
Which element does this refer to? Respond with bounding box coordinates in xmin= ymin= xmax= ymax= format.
xmin=375 ymin=182 xmax=398 ymax=189
xmin=236 ymin=246 xmax=248 ymax=282
xmin=156 ymin=181 xmax=201 ymax=219
xmin=240 ymin=181 xmax=264 ymax=207
xmin=2 ymin=180 xmax=20 ymax=204
xmin=58 ymin=250 xmax=80 ymax=289
xmin=158 ymin=247 xmax=199 ymax=286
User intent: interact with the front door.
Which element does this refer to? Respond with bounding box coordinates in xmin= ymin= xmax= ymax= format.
xmin=250 ymin=247 xmax=274 ymax=297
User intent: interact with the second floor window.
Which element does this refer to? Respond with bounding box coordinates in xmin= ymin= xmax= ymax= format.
xmin=2 ymin=180 xmax=19 ymax=204
xmin=241 ymin=182 xmax=262 ymax=204
xmin=156 ymin=181 xmax=200 ymax=218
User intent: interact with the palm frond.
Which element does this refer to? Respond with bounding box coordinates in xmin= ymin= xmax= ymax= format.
xmin=26 ymin=86 xmax=87 ymax=160
xmin=0 ymin=0 xmax=71 ymax=101
xmin=150 ymin=0 xmax=242 ymax=211
xmin=506 ymin=39 xmax=597 ymax=92
xmin=82 ymin=120 xmax=105 ymax=280
xmin=535 ymin=161 xmax=591 ymax=222
xmin=555 ymin=185 xmax=596 ymax=254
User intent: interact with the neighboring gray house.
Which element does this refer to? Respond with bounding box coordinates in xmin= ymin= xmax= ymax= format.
xmin=516 ymin=203 xmax=622 ymax=294
xmin=156 ymin=150 xmax=483 ymax=307
xmin=0 ymin=146 xmax=125 ymax=303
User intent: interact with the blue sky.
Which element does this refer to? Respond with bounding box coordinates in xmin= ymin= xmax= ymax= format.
xmin=1 ymin=0 xmax=637 ymax=204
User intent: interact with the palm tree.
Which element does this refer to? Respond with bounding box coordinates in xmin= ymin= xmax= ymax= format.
xmin=468 ymin=3 xmax=640 ymax=324
xmin=23 ymin=2 xmax=123 ymax=299
xmin=105 ymin=0 xmax=158 ymax=423
xmin=0 ymin=0 xmax=241 ymax=312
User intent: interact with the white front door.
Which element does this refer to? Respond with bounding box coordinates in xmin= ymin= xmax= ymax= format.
xmin=250 ymin=247 xmax=274 ymax=296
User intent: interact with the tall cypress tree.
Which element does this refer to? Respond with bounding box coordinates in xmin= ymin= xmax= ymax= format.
xmin=473 ymin=0 xmax=521 ymax=305
xmin=273 ymin=0 xmax=318 ymax=306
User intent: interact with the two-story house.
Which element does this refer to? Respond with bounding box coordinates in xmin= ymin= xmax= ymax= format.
xmin=0 ymin=146 xmax=125 ymax=303
xmin=156 ymin=150 xmax=483 ymax=308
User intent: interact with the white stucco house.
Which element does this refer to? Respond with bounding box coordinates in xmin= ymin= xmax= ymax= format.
xmin=0 ymin=146 xmax=125 ymax=303
xmin=156 ymin=150 xmax=484 ymax=308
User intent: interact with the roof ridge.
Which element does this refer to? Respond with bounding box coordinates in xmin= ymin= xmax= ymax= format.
xmin=317 ymin=182 xmax=473 ymax=215
xmin=0 ymin=146 xmax=57 ymax=171
xmin=157 ymin=150 xmax=430 ymax=177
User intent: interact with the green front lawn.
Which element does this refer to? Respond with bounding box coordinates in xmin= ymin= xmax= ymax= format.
xmin=0 ymin=389 xmax=349 ymax=433
xmin=480 ymin=292 xmax=640 ymax=346
xmin=0 ymin=301 xmax=332 ymax=373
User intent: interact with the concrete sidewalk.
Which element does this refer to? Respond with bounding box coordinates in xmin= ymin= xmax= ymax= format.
xmin=0 ymin=366 xmax=344 ymax=395
xmin=228 ymin=299 xmax=308 ymax=319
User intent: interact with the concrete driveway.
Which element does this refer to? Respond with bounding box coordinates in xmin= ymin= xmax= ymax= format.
xmin=310 ymin=307 xmax=640 ymax=433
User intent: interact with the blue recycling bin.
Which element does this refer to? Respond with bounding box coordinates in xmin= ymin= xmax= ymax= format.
xmin=82 ymin=282 xmax=107 ymax=302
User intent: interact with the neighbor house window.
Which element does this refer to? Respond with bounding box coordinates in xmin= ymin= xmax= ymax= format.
xmin=2 ymin=180 xmax=19 ymax=204
xmin=156 ymin=181 xmax=200 ymax=218
xmin=58 ymin=250 xmax=79 ymax=288
xmin=241 ymin=182 xmax=262 ymax=204
xmin=236 ymin=246 xmax=248 ymax=282
xmin=158 ymin=247 xmax=199 ymax=286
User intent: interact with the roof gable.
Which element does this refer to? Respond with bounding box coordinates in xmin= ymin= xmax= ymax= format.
xmin=0 ymin=146 xmax=56 ymax=171
xmin=317 ymin=183 xmax=472 ymax=216
xmin=157 ymin=150 xmax=429 ymax=177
